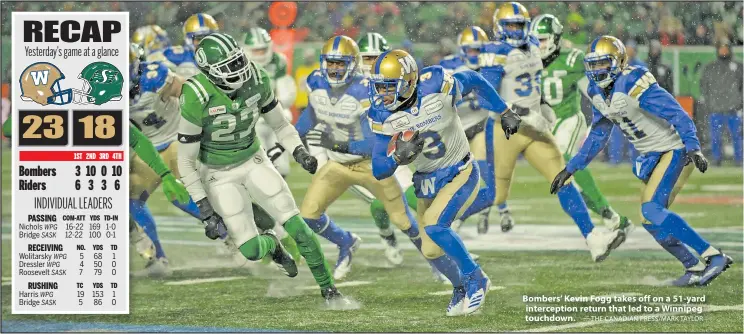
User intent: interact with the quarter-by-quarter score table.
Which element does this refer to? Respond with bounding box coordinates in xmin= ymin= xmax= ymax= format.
xmin=11 ymin=12 xmax=129 ymax=314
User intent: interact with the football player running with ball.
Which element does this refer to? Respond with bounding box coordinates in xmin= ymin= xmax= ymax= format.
xmin=177 ymin=32 xmax=349 ymax=304
xmin=552 ymin=36 xmax=734 ymax=287
xmin=368 ymin=49 xmax=520 ymax=316
xmin=295 ymin=36 xmax=461 ymax=282
xmin=531 ymin=14 xmax=633 ymax=235
xmin=480 ymin=2 xmax=624 ymax=262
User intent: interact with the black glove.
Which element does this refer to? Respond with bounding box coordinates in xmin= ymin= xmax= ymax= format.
xmin=500 ymin=108 xmax=521 ymax=140
xmin=686 ymin=150 xmax=708 ymax=173
xmin=391 ymin=130 xmax=424 ymax=165
xmin=266 ymin=143 xmax=286 ymax=163
xmin=196 ymin=198 xmax=227 ymax=240
xmin=550 ymin=168 xmax=573 ymax=195
xmin=306 ymin=129 xmax=350 ymax=153
xmin=293 ymin=145 xmax=318 ymax=174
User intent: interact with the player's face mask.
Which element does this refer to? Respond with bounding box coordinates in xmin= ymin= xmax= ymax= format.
xmin=321 ymin=56 xmax=356 ymax=87
xmin=460 ymin=46 xmax=482 ymax=70
xmin=584 ymin=57 xmax=617 ymax=88
xmin=370 ymin=78 xmax=412 ymax=111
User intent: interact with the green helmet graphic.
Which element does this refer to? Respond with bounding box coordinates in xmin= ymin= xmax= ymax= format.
xmin=242 ymin=28 xmax=273 ymax=66
xmin=357 ymin=32 xmax=390 ymax=75
xmin=77 ymin=62 xmax=124 ymax=105
xmin=196 ymin=32 xmax=253 ymax=91
xmin=531 ymin=14 xmax=564 ymax=61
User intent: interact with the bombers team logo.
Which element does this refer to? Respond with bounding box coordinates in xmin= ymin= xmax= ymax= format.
xmin=19 ymin=61 xmax=123 ymax=106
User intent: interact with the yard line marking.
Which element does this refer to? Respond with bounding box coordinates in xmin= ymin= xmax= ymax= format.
xmin=428 ymin=286 xmax=505 ymax=296
xmin=164 ymin=276 xmax=248 ymax=286
xmin=520 ymin=304 xmax=743 ymax=332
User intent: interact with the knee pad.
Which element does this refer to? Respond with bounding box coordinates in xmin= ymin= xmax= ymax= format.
xmin=239 ymin=237 xmax=262 ymax=261
xmin=641 ymin=201 xmax=668 ymax=225
xmin=421 ymin=226 xmax=446 ymax=259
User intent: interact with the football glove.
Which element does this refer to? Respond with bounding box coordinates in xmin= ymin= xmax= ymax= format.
xmin=686 ymin=150 xmax=708 ymax=173
xmin=388 ymin=130 xmax=424 ymax=165
xmin=500 ymin=108 xmax=521 ymax=140
xmin=266 ymin=143 xmax=286 ymax=163
xmin=306 ymin=129 xmax=350 ymax=153
xmin=293 ymin=146 xmax=318 ymax=174
xmin=196 ymin=198 xmax=227 ymax=240
xmin=161 ymin=173 xmax=190 ymax=204
xmin=550 ymin=168 xmax=573 ymax=195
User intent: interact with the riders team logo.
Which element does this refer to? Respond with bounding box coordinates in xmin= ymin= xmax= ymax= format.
xmin=19 ymin=61 xmax=123 ymax=106
xmin=195 ymin=48 xmax=207 ymax=67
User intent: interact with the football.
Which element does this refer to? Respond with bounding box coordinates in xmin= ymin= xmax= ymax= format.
xmin=387 ymin=129 xmax=423 ymax=165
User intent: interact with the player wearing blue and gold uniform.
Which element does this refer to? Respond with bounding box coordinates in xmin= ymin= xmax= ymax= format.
xmin=480 ymin=2 xmax=624 ymax=262
xmin=128 ymin=43 xmax=202 ymax=275
xmin=369 ymin=49 xmax=520 ymax=316
xmin=552 ymin=36 xmax=734 ymax=287
xmin=439 ymin=26 xmax=501 ymax=235
xmin=161 ymin=13 xmax=219 ymax=78
xmin=295 ymin=36 xmax=460 ymax=282
xmin=132 ymin=25 xmax=173 ymax=66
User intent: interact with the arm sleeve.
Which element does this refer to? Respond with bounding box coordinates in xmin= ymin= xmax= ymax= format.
xmin=577 ymin=76 xmax=590 ymax=99
xmin=478 ymin=65 xmax=505 ymax=94
xmin=372 ymin=133 xmax=398 ymax=180
xmin=453 ymin=70 xmax=508 ymax=114
xmin=639 ymin=84 xmax=701 ymax=152
xmin=275 ymin=75 xmax=298 ymax=111
xmin=346 ymin=115 xmax=374 ymax=156
xmin=262 ymin=102 xmax=304 ymax=153
xmin=565 ymin=108 xmax=614 ymax=173
xmin=130 ymin=125 xmax=170 ymax=177
xmin=294 ymin=105 xmax=316 ymax=137
xmin=176 ymin=118 xmax=207 ymax=202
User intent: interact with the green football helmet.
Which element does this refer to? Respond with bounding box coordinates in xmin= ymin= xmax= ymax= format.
xmin=195 ymin=32 xmax=253 ymax=91
xmin=242 ymin=28 xmax=273 ymax=66
xmin=357 ymin=32 xmax=390 ymax=75
xmin=531 ymin=14 xmax=564 ymax=61
xmin=77 ymin=62 xmax=124 ymax=105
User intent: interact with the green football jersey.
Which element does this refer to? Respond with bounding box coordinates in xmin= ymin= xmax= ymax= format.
xmin=541 ymin=48 xmax=585 ymax=119
xmin=180 ymin=65 xmax=276 ymax=166
xmin=262 ymin=52 xmax=289 ymax=85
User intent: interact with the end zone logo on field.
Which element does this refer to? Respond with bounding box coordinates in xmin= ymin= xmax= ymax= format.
xmin=19 ymin=61 xmax=123 ymax=106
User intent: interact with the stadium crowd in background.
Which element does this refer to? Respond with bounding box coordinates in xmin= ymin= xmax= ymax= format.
xmin=0 ymin=1 xmax=742 ymax=163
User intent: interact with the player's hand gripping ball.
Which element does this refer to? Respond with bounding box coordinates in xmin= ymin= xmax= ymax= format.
xmin=387 ymin=130 xmax=424 ymax=165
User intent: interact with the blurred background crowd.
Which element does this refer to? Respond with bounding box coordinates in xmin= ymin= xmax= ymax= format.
xmin=1 ymin=1 xmax=742 ymax=165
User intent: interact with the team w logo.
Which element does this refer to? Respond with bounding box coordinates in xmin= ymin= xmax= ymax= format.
xmin=30 ymin=70 xmax=49 ymax=86
xmin=398 ymin=56 xmax=416 ymax=75
xmin=422 ymin=177 xmax=436 ymax=196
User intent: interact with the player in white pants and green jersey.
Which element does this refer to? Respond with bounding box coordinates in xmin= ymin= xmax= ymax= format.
xmin=532 ymin=14 xmax=632 ymax=232
xmin=177 ymin=32 xmax=348 ymax=304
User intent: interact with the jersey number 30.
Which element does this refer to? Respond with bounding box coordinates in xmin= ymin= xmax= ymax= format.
xmin=514 ymin=72 xmax=541 ymax=97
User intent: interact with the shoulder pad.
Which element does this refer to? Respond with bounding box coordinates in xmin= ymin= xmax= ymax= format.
xmin=139 ymin=61 xmax=171 ymax=93
xmin=274 ymin=52 xmax=289 ymax=66
xmin=306 ymin=69 xmax=330 ymax=91
xmin=182 ymin=75 xmax=212 ymax=105
xmin=565 ymin=48 xmax=585 ymax=69
xmin=163 ymin=46 xmax=195 ymax=65
xmin=346 ymin=75 xmax=372 ymax=101
xmin=586 ymin=80 xmax=603 ymax=99
xmin=367 ymin=107 xmax=395 ymax=135
xmin=616 ymin=66 xmax=657 ymax=99
xmin=482 ymin=42 xmax=513 ymax=56
xmin=439 ymin=55 xmax=464 ymax=70
xmin=418 ymin=66 xmax=449 ymax=96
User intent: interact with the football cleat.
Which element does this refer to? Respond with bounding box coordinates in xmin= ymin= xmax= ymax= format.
xmin=129 ymin=221 xmax=155 ymax=260
xmin=499 ymin=210 xmax=515 ymax=232
xmin=263 ymin=230 xmax=298 ymax=278
xmin=601 ymin=207 xmax=635 ymax=234
xmin=145 ymin=257 xmax=172 ymax=277
xmin=461 ymin=268 xmax=491 ymax=315
xmin=334 ymin=233 xmax=362 ymax=280
xmin=586 ymin=229 xmax=626 ymax=262
xmin=380 ymin=233 xmax=403 ymax=266
xmin=477 ymin=209 xmax=490 ymax=234
xmin=321 ymin=286 xmax=353 ymax=309
xmin=699 ymin=252 xmax=734 ymax=286
xmin=671 ymin=270 xmax=703 ymax=287
xmin=446 ymin=286 xmax=467 ymax=316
